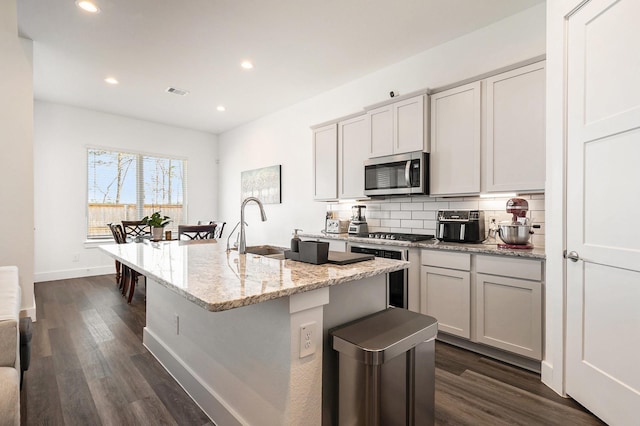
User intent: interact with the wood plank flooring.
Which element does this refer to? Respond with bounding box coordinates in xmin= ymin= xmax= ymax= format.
xmin=20 ymin=275 xmax=604 ymax=425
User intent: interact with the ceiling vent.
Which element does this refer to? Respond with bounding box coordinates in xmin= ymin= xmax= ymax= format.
xmin=166 ymin=87 xmax=190 ymax=96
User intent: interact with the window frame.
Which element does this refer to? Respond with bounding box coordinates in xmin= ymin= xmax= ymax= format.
xmin=85 ymin=145 xmax=188 ymax=239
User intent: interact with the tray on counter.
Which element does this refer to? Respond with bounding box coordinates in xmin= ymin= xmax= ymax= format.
xmin=284 ymin=247 xmax=374 ymax=265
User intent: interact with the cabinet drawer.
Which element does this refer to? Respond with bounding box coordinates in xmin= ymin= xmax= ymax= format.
xmin=421 ymin=250 xmax=470 ymax=271
xmin=476 ymin=255 xmax=543 ymax=281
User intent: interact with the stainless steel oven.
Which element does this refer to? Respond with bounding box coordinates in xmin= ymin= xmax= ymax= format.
xmin=349 ymin=244 xmax=408 ymax=309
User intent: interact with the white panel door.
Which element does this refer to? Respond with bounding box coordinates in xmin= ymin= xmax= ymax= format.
xmin=566 ymin=1 xmax=640 ymax=424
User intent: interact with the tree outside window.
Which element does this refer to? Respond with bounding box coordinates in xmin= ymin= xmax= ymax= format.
xmin=87 ymin=148 xmax=186 ymax=238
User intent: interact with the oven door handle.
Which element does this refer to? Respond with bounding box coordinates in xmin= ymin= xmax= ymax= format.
xmin=404 ymin=160 xmax=411 ymax=187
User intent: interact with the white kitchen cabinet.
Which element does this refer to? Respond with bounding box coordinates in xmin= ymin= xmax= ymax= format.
xmin=429 ymin=82 xmax=481 ymax=196
xmin=366 ymin=93 xmax=428 ymax=158
xmin=312 ymin=123 xmax=338 ymax=201
xmin=315 ymin=238 xmax=347 ymax=252
xmin=485 ymin=61 xmax=546 ymax=193
xmin=338 ymin=113 xmax=369 ymax=199
xmin=475 ymin=254 xmax=542 ymax=360
xmin=420 ymin=251 xmax=471 ymax=338
xmin=420 ymin=249 xmax=544 ymax=361
xmin=475 ymin=273 xmax=542 ymax=359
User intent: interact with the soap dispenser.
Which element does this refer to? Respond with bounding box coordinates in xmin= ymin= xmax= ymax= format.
xmin=291 ymin=229 xmax=302 ymax=252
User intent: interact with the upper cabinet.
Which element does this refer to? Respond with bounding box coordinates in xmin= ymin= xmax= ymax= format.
xmin=429 ymin=60 xmax=546 ymax=197
xmin=430 ymin=82 xmax=482 ymax=196
xmin=366 ymin=93 xmax=428 ymax=158
xmin=338 ymin=113 xmax=369 ymax=199
xmin=312 ymin=122 xmax=338 ymax=201
xmin=312 ymin=113 xmax=369 ymax=201
xmin=485 ymin=61 xmax=546 ymax=193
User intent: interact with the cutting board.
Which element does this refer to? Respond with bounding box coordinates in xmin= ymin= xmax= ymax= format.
xmin=327 ymin=251 xmax=375 ymax=265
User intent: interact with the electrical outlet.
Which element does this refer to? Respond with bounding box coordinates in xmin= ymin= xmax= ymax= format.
xmin=299 ymin=321 xmax=317 ymax=358
xmin=174 ymin=313 xmax=180 ymax=335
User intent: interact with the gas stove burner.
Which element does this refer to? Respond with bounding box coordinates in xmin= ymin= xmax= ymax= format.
xmin=366 ymin=232 xmax=434 ymax=242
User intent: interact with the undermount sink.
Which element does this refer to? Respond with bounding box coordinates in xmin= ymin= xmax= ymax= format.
xmin=238 ymin=245 xmax=287 ymax=259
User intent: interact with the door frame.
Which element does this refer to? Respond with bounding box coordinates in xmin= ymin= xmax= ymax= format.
xmin=544 ymin=0 xmax=591 ymax=396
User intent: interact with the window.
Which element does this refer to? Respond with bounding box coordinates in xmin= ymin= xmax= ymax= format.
xmin=87 ymin=148 xmax=186 ymax=238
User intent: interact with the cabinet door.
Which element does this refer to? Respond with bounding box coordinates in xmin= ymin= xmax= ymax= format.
xmin=485 ymin=61 xmax=546 ymax=192
xmin=430 ymin=82 xmax=481 ymax=196
xmin=475 ymin=273 xmax=542 ymax=359
xmin=312 ymin=123 xmax=338 ymax=201
xmin=420 ymin=266 xmax=471 ymax=338
xmin=394 ymin=94 xmax=426 ymax=154
xmin=338 ymin=114 xmax=369 ymax=199
xmin=367 ymin=104 xmax=394 ymax=158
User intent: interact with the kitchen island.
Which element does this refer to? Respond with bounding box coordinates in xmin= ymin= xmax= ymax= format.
xmin=100 ymin=239 xmax=408 ymax=426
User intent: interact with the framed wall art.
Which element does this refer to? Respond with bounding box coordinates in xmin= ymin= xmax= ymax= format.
xmin=240 ymin=165 xmax=282 ymax=204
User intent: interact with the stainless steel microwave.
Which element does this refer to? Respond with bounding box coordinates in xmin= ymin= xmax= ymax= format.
xmin=364 ymin=152 xmax=429 ymax=196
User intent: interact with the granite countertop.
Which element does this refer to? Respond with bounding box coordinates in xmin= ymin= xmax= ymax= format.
xmin=99 ymin=240 xmax=408 ymax=312
xmin=299 ymin=232 xmax=546 ymax=260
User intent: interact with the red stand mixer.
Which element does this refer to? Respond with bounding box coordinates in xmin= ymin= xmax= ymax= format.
xmin=497 ymin=198 xmax=540 ymax=249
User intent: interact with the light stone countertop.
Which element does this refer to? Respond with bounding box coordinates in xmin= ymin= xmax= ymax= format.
xmin=99 ymin=240 xmax=408 ymax=312
xmin=300 ymin=232 xmax=546 ymax=260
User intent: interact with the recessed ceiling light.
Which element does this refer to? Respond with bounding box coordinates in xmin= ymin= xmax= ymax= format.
xmin=76 ymin=0 xmax=100 ymax=13
xmin=240 ymin=61 xmax=253 ymax=70
xmin=216 ymin=105 xmax=226 ymax=112
xmin=104 ymin=77 xmax=118 ymax=85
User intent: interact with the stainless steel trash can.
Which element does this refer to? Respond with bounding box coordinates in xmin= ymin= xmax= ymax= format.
xmin=331 ymin=308 xmax=438 ymax=426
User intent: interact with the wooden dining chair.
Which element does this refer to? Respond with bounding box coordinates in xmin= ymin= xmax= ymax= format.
xmin=109 ymin=223 xmax=144 ymax=303
xmin=197 ymin=221 xmax=226 ymax=239
xmin=178 ymin=224 xmax=217 ymax=240
xmin=122 ymin=220 xmax=151 ymax=240
xmin=107 ymin=223 xmax=124 ymax=288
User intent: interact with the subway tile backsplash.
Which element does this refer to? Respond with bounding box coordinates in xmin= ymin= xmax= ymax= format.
xmin=327 ymin=193 xmax=545 ymax=247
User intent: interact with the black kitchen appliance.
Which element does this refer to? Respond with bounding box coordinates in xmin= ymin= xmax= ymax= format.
xmin=364 ymin=152 xmax=429 ymax=196
xmin=436 ymin=210 xmax=485 ymax=243
xmin=350 ymin=245 xmax=408 ymax=308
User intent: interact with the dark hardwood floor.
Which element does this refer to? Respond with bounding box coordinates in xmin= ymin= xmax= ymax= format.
xmin=20 ymin=275 xmax=603 ymax=425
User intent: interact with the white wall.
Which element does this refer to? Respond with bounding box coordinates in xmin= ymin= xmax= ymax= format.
xmin=218 ymin=4 xmax=546 ymax=248
xmin=33 ymin=101 xmax=218 ymax=282
xmin=1 ymin=1 xmax=35 ymax=317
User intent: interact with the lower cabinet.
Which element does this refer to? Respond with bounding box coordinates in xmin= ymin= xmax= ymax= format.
xmin=421 ymin=266 xmax=470 ymax=338
xmin=420 ymin=249 xmax=544 ymax=361
xmin=314 ymin=238 xmax=347 ymax=253
xmin=475 ymin=273 xmax=542 ymax=359
xmin=420 ymin=250 xmax=471 ymax=339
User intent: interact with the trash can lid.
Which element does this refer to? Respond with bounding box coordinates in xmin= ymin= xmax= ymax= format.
xmin=331 ymin=308 xmax=437 ymax=365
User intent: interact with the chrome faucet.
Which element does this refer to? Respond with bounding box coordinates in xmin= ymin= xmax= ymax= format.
xmin=226 ymin=221 xmax=247 ymax=252
xmin=239 ymin=197 xmax=267 ymax=254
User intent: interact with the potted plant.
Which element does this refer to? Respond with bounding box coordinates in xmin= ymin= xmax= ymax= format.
xmin=141 ymin=211 xmax=172 ymax=241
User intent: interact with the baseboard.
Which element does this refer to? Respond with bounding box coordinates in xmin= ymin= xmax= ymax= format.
xmin=437 ymin=334 xmax=541 ymax=373
xmin=34 ymin=265 xmax=114 ymax=283
xmin=20 ymin=290 xmax=37 ymax=321
xmin=143 ymin=327 xmax=244 ymax=426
